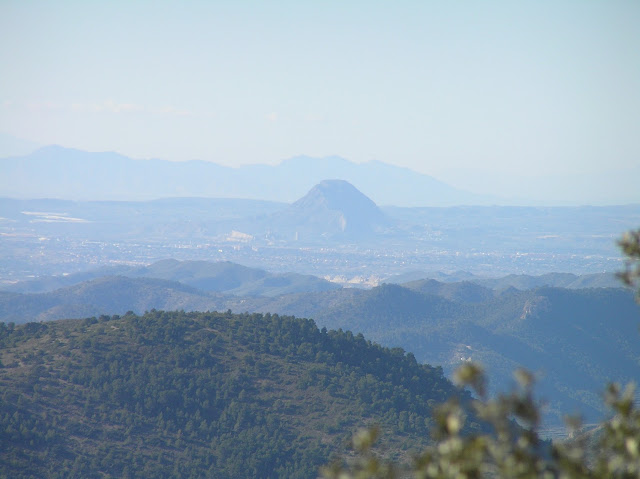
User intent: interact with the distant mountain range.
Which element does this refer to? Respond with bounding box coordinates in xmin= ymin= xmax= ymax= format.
xmin=0 ymin=258 xmax=620 ymax=304
xmin=386 ymin=271 xmax=623 ymax=290
xmin=0 ymin=259 xmax=339 ymax=297
xmin=0 ymin=145 xmax=496 ymax=206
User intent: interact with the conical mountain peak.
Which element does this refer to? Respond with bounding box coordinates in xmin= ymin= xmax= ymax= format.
xmin=293 ymin=179 xmax=379 ymax=212
xmin=277 ymin=180 xmax=387 ymax=239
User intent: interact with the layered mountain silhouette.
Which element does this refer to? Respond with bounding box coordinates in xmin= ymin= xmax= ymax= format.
xmin=0 ymin=145 xmax=493 ymax=206
xmin=266 ymin=180 xmax=389 ymax=240
xmin=2 ymin=267 xmax=637 ymax=425
xmin=1 ymin=259 xmax=340 ymax=297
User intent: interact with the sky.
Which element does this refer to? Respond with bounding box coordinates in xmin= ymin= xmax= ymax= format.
xmin=1 ymin=1 xmax=639 ymax=203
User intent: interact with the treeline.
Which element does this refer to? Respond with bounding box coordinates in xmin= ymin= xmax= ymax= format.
xmin=0 ymin=310 xmax=478 ymax=479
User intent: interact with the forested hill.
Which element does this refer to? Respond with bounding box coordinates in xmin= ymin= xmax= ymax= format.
xmin=0 ymin=310 xmax=480 ymax=479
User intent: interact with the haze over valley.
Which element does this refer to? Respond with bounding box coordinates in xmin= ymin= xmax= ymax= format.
xmin=2 ymin=2 xmax=640 ymax=477
xmin=1 ymin=156 xmax=639 ymax=432
xmin=1 ymin=153 xmax=638 ymax=285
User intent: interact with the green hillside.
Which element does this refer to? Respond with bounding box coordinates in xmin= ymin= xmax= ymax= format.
xmin=0 ymin=310 xmax=480 ymax=479
xmin=307 ymin=284 xmax=640 ymax=425
xmin=2 ymin=273 xmax=637 ymax=427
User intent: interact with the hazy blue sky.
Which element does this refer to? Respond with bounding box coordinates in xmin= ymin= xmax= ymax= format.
xmin=1 ymin=1 xmax=638 ymax=202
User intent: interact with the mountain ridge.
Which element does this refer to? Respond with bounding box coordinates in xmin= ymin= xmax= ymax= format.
xmin=0 ymin=259 xmax=340 ymax=297
xmin=1 ymin=267 xmax=637 ymax=426
xmin=0 ymin=145 xmax=496 ymax=206
xmin=270 ymin=179 xmax=389 ymax=239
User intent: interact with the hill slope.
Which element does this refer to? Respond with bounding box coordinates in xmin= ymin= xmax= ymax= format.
xmin=269 ymin=180 xmax=389 ymax=240
xmin=2 ymin=260 xmax=340 ymax=297
xmin=223 ymin=283 xmax=640 ymax=425
xmin=0 ymin=276 xmax=222 ymax=323
xmin=0 ymin=310 xmax=476 ymax=479
xmin=2 ymin=273 xmax=638 ymax=426
xmin=308 ymin=285 xmax=640 ymax=425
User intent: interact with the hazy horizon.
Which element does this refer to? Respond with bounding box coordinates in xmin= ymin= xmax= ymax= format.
xmin=1 ymin=1 xmax=639 ymax=204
